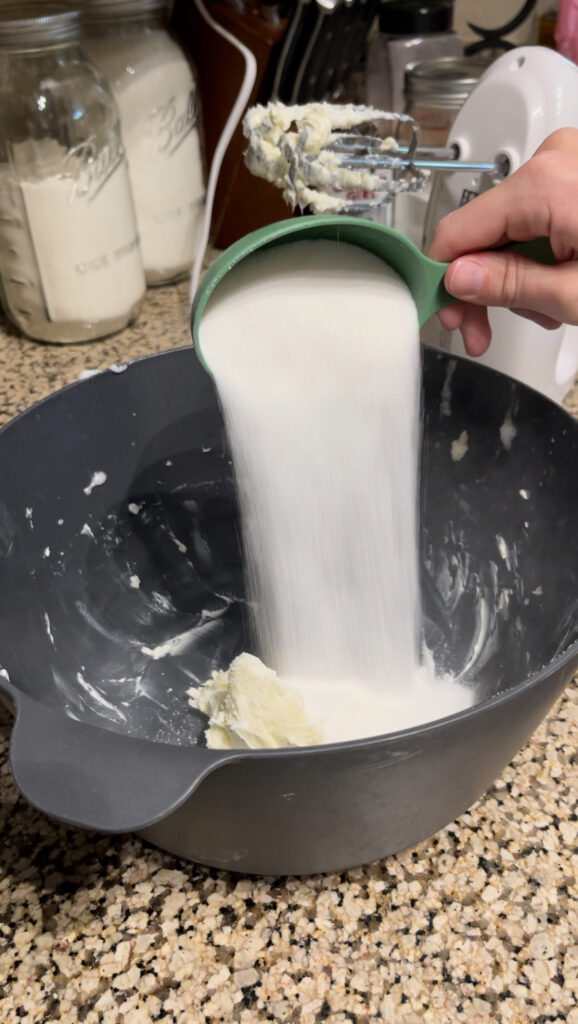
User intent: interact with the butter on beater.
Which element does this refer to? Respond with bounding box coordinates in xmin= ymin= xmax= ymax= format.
xmin=188 ymin=652 xmax=325 ymax=750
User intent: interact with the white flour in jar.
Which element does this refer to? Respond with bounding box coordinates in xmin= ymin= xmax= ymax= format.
xmin=84 ymin=29 xmax=205 ymax=285
xmin=0 ymin=135 xmax=145 ymax=339
xmin=195 ymin=239 xmax=474 ymax=746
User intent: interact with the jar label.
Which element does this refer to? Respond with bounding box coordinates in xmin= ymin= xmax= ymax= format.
xmin=20 ymin=155 xmax=145 ymax=324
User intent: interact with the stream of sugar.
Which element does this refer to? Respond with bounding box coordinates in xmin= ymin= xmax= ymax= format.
xmin=197 ymin=239 xmax=473 ymax=744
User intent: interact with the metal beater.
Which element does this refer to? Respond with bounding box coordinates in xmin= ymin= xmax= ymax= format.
xmin=243 ymin=103 xmax=508 ymax=225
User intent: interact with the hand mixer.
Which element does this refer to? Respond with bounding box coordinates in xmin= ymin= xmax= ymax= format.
xmin=243 ymin=101 xmax=507 ymax=222
xmin=243 ymin=47 xmax=578 ymax=403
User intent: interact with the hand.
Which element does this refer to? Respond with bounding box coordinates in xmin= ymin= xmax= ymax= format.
xmin=427 ymin=128 xmax=578 ymax=356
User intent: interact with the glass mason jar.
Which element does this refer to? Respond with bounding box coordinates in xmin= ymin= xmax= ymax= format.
xmin=82 ymin=0 xmax=206 ymax=286
xmin=404 ymin=56 xmax=489 ymax=148
xmin=393 ymin=55 xmax=489 ymax=249
xmin=366 ymin=0 xmax=462 ymax=115
xmin=0 ymin=3 xmax=146 ymax=344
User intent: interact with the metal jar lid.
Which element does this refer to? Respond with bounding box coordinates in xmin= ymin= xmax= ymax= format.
xmin=405 ymin=56 xmax=490 ymax=105
xmin=0 ymin=3 xmax=82 ymax=47
xmin=81 ymin=0 xmax=168 ymax=19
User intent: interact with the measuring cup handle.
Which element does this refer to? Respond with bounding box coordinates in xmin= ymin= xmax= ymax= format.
xmin=418 ymin=257 xmax=452 ymax=327
xmin=499 ymin=237 xmax=556 ymax=264
xmin=420 ymin=236 xmax=556 ymax=327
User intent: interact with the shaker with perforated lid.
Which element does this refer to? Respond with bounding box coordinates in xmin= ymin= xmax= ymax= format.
xmin=81 ymin=0 xmax=206 ymax=287
xmin=0 ymin=2 xmax=145 ymax=343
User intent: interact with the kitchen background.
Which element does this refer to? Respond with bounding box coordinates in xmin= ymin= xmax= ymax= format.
xmin=0 ymin=0 xmax=567 ymax=341
xmin=0 ymin=0 xmax=575 ymax=397
xmin=0 ymin=3 xmax=577 ymax=1023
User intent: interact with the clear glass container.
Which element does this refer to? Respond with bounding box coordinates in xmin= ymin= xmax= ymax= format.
xmin=82 ymin=0 xmax=206 ymax=286
xmin=394 ymin=55 xmax=489 ymax=250
xmin=404 ymin=56 xmax=490 ymax=148
xmin=366 ymin=0 xmax=463 ymax=114
xmin=0 ymin=3 xmax=146 ymax=344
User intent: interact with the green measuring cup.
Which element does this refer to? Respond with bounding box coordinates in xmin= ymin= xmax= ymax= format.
xmin=191 ymin=214 xmax=555 ymax=374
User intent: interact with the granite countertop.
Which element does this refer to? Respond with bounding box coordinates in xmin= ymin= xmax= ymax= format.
xmin=0 ymin=286 xmax=577 ymax=1024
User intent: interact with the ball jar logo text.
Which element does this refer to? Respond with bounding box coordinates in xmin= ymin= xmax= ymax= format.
xmin=149 ymin=88 xmax=198 ymax=157
xmin=67 ymin=127 xmax=125 ymax=204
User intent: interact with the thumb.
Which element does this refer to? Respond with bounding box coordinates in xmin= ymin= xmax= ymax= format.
xmin=444 ymin=251 xmax=578 ymax=324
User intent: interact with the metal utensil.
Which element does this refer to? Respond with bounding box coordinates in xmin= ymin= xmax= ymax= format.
xmin=242 ymin=104 xmax=509 ymax=218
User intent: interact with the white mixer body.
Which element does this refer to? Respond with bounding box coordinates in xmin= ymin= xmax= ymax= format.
xmin=421 ymin=46 xmax=578 ymax=404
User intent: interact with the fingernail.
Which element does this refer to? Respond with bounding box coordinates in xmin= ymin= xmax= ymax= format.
xmin=447 ymin=258 xmax=486 ymax=300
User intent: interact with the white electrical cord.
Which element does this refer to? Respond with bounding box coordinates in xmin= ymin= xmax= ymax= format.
xmin=189 ymin=0 xmax=258 ymax=302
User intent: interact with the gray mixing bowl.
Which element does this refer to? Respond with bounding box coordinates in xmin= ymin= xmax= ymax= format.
xmin=0 ymin=347 xmax=576 ymax=874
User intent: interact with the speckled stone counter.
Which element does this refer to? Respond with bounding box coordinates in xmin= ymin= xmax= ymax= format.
xmin=0 ymin=287 xmax=576 ymax=1024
